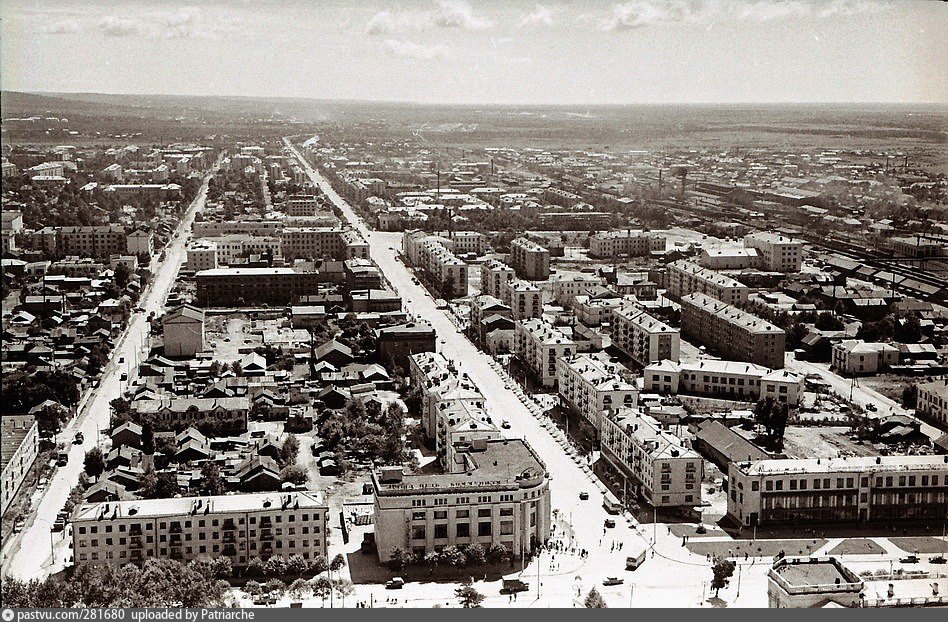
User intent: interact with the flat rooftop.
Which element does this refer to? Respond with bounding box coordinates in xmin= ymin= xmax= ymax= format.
xmin=374 ymin=438 xmax=545 ymax=495
xmin=73 ymin=491 xmax=326 ymax=521
xmin=774 ymin=560 xmax=854 ymax=589
xmin=737 ymin=454 xmax=948 ymax=477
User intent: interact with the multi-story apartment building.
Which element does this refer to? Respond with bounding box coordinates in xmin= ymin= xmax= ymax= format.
xmin=285 ymin=195 xmax=320 ymax=217
xmin=727 ymin=455 xmax=948 ymax=527
xmin=698 ymin=247 xmax=761 ymax=271
xmin=71 ymin=492 xmax=328 ymax=567
xmin=680 ymin=293 xmax=786 ymax=370
xmin=340 ymin=230 xmax=370 ymax=260
xmin=666 ymin=260 xmax=749 ymax=306
xmin=589 ymin=230 xmax=666 ymax=259
xmin=600 ymin=408 xmax=703 ymax=508
xmin=743 ymin=232 xmax=804 ymax=273
xmin=611 ymin=303 xmax=680 ymax=367
xmin=435 ymin=400 xmax=501 ymax=467
xmin=469 ymin=295 xmax=513 ymax=345
xmin=916 ymin=378 xmax=948 ymax=426
xmin=573 ymin=295 xmax=625 ymax=327
xmin=281 ymin=227 xmax=349 ymax=260
xmin=126 ymin=229 xmax=154 ymax=256
xmin=830 ymin=340 xmax=900 ymax=375
xmin=373 ymin=438 xmax=551 ymax=563
xmin=501 ymin=279 xmax=542 ymax=321
xmin=510 ymin=237 xmax=550 ymax=281
xmin=514 ymin=319 xmax=575 ymax=388
xmin=557 ymin=353 xmax=638 ymax=433
xmin=552 ymin=274 xmax=605 ymax=306
xmin=46 ymin=225 xmax=127 ymax=258
xmin=644 ymin=360 xmax=804 ymax=404
xmin=1 ymin=416 xmax=39 ymax=516
xmin=192 ymin=220 xmax=284 ymax=237
xmin=195 ymin=267 xmax=326 ymax=307
xmin=480 ymin=259 xmax=515 ymax=299
xmin=187 ymin=240 xmax=220 ymax=272
xmin=402 ymin=231 xmax=468 ymax=298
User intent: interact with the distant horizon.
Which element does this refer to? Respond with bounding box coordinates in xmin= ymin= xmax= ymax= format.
xmin=2 ymin=1 xmax=944 ymax=106
xmin=6 ymin=89 xmax=948 ymax=110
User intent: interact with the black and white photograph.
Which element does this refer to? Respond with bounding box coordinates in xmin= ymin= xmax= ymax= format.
xmin=0 ymin=0 xmax=946 ymax=610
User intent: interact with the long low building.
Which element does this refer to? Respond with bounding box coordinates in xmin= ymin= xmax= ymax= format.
xmin=195 ymin=267 xmax=328 ymax=307
xmin=644 ymin=359 xmax=804 ymax=404
xmin=131 ymin=396 xmax=250 ymax=432
xmin=600 ymin=408 xmax=703 ymax=508
xmin=680 ymin=292 xmax=786 ymax=370
xmin=727 ymin=454 xmax=948 ymax=527
xmin=71 ymin=492 xmax=328 ymax=567
xmin=589 ymin=230 xmax=666 ymax=259
xmin=373 ymin=438 xmax=551 ymax=564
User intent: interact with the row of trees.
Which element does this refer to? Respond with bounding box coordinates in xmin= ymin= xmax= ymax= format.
xmin=387 ymin=543 xmax=512 ymax=572
xmin=1 ymin=558 xmax=232 ymax=608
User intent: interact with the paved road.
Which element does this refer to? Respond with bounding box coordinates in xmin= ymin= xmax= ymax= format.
xmin=285 ymin=139 xmax=753 ymax=606
xmin=1 ymin=166 xmax=217 ymax=580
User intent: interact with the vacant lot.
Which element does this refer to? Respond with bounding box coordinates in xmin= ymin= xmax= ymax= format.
xmin=828 ymin=539 xmax=886 ymax=556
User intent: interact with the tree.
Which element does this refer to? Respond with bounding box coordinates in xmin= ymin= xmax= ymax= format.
xmin=440 ymin=545 xmax=466 ymax=568
xmin=83 ymin=448 xmax=106 ymax=479
xmin=486 ymin=543 xmax=511 ymax=565
xmin=262 ymin=579 xmax=286 ymax=598
xmin=309 ymin=576 xmax=333 ymax=605
xmin=265 ymin=555 xmax=288 ymax=576
xmin=141 ymin=471 xmax=179 ymax=499
xmin=286 ymin=554 xmax=309 ymax=577
xmin=463 ymin=543 xmax=487 ymax=566
xmin=328 ymin=553 xmax=346 ymax=580
xmin=424 ymin=551 xmax=441 ymax=574
xmin=308 ymin=554 xmax=328 ymax=577
xmin=198 ymin=461 xmax=226 ymax=496
xmin=246 ymin=557 xmax=266 ymax=577
xmin=584 ymin=587 xmax=608 ymax=608
xmin=711 ymin=558 xmax=737 ymax=597
xmin=244 ymin=581 xmax=262 ymax=596
xmin=455 ymin=580 xmax=485 ymax=608
xmin=287 ymin=578 xmax=310 ymax=601
xmin=814 ymin=311 xmax=843 ymax=331
xmin=332 ymin=578 xmax=354 ymax=607
xmin=34 ymin=402 xmax=68 ymax=436
xmin=278 ymin=434 xmax=300 ymax=468
xmin=388 ymin=547 xmax=412 ymax=571
xmin=141 ymin=422 xmax=155 ymax=455
xmin=113 ymin=262 xmax=132 ymax=288
xmin=902 ymin=384 xmax=918 ymax=408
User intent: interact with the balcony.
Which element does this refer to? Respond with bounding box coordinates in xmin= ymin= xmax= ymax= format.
xmin=260 ymin=528 xmax=274 ymax=541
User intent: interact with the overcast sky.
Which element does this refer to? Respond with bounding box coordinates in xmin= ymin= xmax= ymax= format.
xmin=1 ymin=0 xmax=945 ymax=105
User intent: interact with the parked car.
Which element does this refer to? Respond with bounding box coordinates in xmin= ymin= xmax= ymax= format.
xmin=899 ymin=555 xmax=919 ymax=564
xmin=386 ymin=577 xmax=405 ymax=590
xmin=73 ymin=432 xmax=84 ymax=445
xmin=929 ymin=556 xmax=947 ymax=565
xmin=866 ymin=403 xmax=878 ymax=411
xmin=57 ymin=452 xmax=69 ymax=466
xmin=501 ymin=420 xmax=511 ymax=429
xmin=602 ymin=577 xmax=624 ymax=586
xmin=579 ymin=491 xmax=589 ymax=501
xmin=604 ymin=519 xmax=616 ymax=529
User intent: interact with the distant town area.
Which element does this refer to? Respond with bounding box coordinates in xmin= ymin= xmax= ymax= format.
xmin=1 ymin=92 xmax=946 ymax=609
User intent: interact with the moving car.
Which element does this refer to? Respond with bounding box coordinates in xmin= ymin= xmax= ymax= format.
xmin=501 ymin=420 xmax=511 ymax=429
xmin=73 ymin=432 xmax=84 ymax=444
xmin=57 ymin=452 xmax=69 ymax=466
xmin=501 ymin=579 xmax=529 ymax=594
xmin=386 ymin=577 xmax=405 ymax=590
xmin=899 ymin=555 xmax=919 ymax=564
xmin=929 ymin=556 xmax=947 ymax=565
xmin=602 ymin=577 xmax=624 ymax=586
xmin=604 ymin=519 xmax=616 ymax=529
xmin=579 ymin=491 xmax=589 ymax=501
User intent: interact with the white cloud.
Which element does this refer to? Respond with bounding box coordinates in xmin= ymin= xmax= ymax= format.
xmin=366 ymin=0 xmax=491 ymax=35
xmin=97 ymin=16 xmax=144 ymax=37
xmin=431 ymin=0 xmax=491 ymax=30
xmin=383 ymin=39 xmax=450 ymax=61
xmin=37 ymin=19 xmax=80 ymax=35
xmin=95 ymin=8 xmax=227 ymax=40
xmin=601 ymin=0 xmax=887 ymax=31
xmin=521 ymin=4 xmax=560 ymax=27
